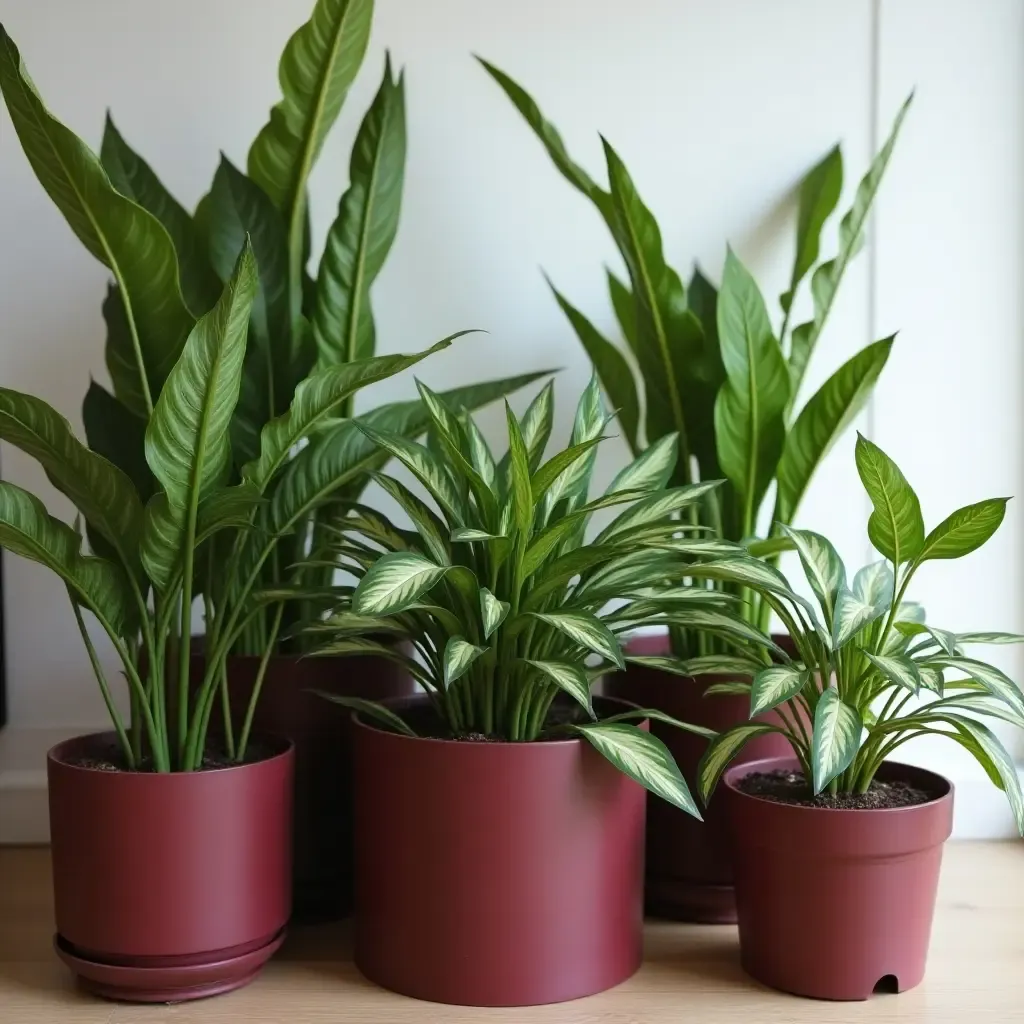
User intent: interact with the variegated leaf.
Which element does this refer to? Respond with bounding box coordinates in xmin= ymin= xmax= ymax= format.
xmin=923 ymin=656 xmax=1024 ymax=720
xmin=780 ymin=525 xmax=846 ymax=620
xmin=605 ymin=433 xmax=678 ymax=496
xmin=811 ymin=687 xmax=862 ymax=793
xmin=862 ymin=650 xmax=922 ymax=695
xmin=524 ymin=659 xmax=593 ymax=716
xmin=480 ymin=588 xmax=509 ymax=639
xmin=443 ymin=636 xmax=485 ymax=687
xmin=832 ymin=582 xmax=888 ymax=649
xmin=529 ymin=611 xmax=624 ymax=668
xmin=749 ymin=664 xmax=811 ymax=717
xmin=697 ymin=723 xmax=781 ymax=803
xmin=352 ymin=551 xmax=448 ymax=615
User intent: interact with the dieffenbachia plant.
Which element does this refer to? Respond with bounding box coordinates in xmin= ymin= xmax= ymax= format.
xmin=0 ymin=14 xmax=540 ymax=771
xmin=696 ymin=434 xmax=1024 ymax=835
xmin=480 ymin=59 xmax=911 ymax=653
xmin=291 ymin=377 xmax=785 ymax=815
xmin=0 ymin=3 xmax=544 ymax=667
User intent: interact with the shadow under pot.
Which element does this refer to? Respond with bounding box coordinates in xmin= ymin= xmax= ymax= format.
xmin=352 ymin=695 xmax=646 ymax=1007
xmin=723 ymin=756 xmax=954 ymax=1001
xmin=602 ymin=630 xmax=795 ymax=923
xmin=199 ymin=643 xmax=416 ymax=924
xmin=47 ymin=732 xmax=293 ymax=1003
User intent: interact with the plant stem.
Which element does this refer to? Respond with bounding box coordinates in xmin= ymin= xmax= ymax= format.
xmin=236 ymin=604 xmax=284 ymax=763
xmin=71 ymin=596 xmax=135 ymax=769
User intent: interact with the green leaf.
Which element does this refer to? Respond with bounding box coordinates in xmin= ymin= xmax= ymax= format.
xmin=476 ymin=58 xmax=606 ymax=205
xmin=862 ymin=650 xmax=922 ymax=695
xmin=697 ymin=722 xmax=782 ymax=803
xmin=202 ymin=155 xmax=290 ymax=356
xmin=243 ymin=335 xmax=461 ymax=491
xmin=451 ymin=527 xmax=499 ymax=542
xmin=82 ymin=381 xmax=154 ymax=503
xmin=370 ymin=472 xmax=450 ymax=564
xmin=776 ymin=337 xmax=893 ymax=521
xmin=832 ymin=581 xmax=888 ymax=649
xmin=529 ymin=611 xmax=624 ymax=668
xmin=309 ymin=691 xmax=417 ymax=737
xmin=601 ymin=139 xmax=707 ymax=468
xmin=607 ymin=269 xmax=638 ymax=354
xmin=463 ymin=410 xmax=498 ymax=489
xmin=788 ymin=94 xmax=911 ymax=404
xmin=937 ymin=714 xmax=1024 ymax=835
xmin=750 ymin=664 xmax=811 ymax=717
xmin=0 ymin=481 xmax=131 ymax=635
xmin=313 ymin=57 xmax=406 ymax=369
xmin=195 ymin=483 xmax=264 ymax=546
xmin=852 ymin=559 xmax=894 ymax=608
xmin=525 ymin=660 xmax=594 ymax=717
xmin=924 ymin=656 xmax=1024 ymax=721
xmin=916 ymin=498 xmax=1009 ymax=563
xmin=855 ymin=433 xmax=925 ymax=564
xmin=518 ymin=380 xmax=555 ymax=473
xmin=352 ymin=551 xmax=449 ymax=616
xmin=597 ymin=481 xmax=720 ymax=542
xmin=443 ymin=636 xmax=485 ymax=687
xmin=531 ymin=436 xmax=605 ymax=505
xmin=0 ymin=28 xmax=195 ymax=417
xmin=598 ymin=706 xmax=717 ymax=740
xmin=957 ymin=632 xmax=1024 ymax=646
xmin=576 ymin=721 xmax=699 ymax=817
xmin=247 ymin=0 xmax=374 ymax=304
xmin=504 ymin=402 xmax=534 ymax=534
xmin=714 ymin=248 xmax=790 ymax=527
xmin=627 ymin=654 xmax=763 ymax=677
xmin=780 ymin=525 xmax=846 ymax=622
xmin=100 ymin=114 xmax=220 ymax=317
xmin=480 ymin=588 xmax=509 ymax=639
xmin=811 ymin=688 xmax=862 ymax=793
xmin=142 ymin=242 xmax=258 ymax=586
xmin=606 ymin=432 xmax=677 ymax=495
xmin=705 ymin=681 xmax=754 ymax=697
xmin=780 ymin=144 xmax=843 ymax=317
xmin=548 ymin=279 xmax=639 ymax=455
xmin=0 ymin=388 xmax=144 ymax=576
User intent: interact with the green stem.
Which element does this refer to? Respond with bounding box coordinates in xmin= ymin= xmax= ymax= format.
xmin=71 ymin=596 xmax=135 ymax=769
xmin=235 ymin=604 xmax=284 ymax=763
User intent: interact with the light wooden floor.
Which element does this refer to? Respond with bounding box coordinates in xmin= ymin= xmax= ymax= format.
xmin=0 ymin=843 xmax=1021 ymax=1022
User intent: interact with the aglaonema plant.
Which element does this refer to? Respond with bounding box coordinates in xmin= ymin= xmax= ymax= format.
xmin=289 ymin=377 xmax=786 ymax=816
xmin=2 ymin=1 xmax=544 ymax=669
xmin=695 ymin=434 xmax=1024 ymax=835
xmin=479 ymin=59 xmax=912 ymax=655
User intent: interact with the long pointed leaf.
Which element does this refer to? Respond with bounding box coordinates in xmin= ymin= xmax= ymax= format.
xmin=811 ymin=687 xmax=861 ymax=793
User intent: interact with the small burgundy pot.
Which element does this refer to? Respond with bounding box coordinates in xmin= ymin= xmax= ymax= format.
xmin=352 ymin=695 xmax=646 ymax=1006
xmin=47 ymin=732 xmax=294 ymax=1003
xmin=207 ymin=646 xmax=415 ymax=922
xmin=723 ymin=756 xmax=954 ymax=1001
xmin=603 ymin=630 xmax=793 ymax=922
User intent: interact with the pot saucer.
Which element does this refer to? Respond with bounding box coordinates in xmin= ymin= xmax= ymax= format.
xmin=53 ymin=928 xmax=286 ymax=1003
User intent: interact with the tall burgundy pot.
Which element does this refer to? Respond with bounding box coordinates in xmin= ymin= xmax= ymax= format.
xmin=47 ymin=732 xmax=293 ymax=1003
xmin=603 ymin=631 xmax=793 ymax=922
xmin=724 ymin=757 xmax=954 ymax=1001
xmin=205 ymin=647 xmax=415 ymax=922
xmin=353 ymin=696 xmax=646 ymax=1006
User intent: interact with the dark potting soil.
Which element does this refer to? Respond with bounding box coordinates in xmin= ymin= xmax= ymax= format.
xmin=71 ymin=740 xmax=279 ymax=774
xmin=398 ymin=696 xmax=606 ymax=743
xmin=737 ymin=769 xmax=934 ymax=810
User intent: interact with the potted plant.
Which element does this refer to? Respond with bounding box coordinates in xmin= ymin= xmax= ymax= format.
xmin=479 ymin=57 xmax=912 ymax=921
xmin=296 ymin=375 xmax=783 ymax=1006
xmin=2 ymin=0 xmax=543 ymax=924
xmin=697 ymin=434 xmax=1024 ymax=1001
xmin=0 ymin=18 xmax=507 ymax=997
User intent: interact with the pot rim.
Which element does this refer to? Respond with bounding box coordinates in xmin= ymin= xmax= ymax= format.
xmin=723 ymin=755 xmax=954 ymax=816
xmin=351 ymin=693 xmax=645 ymax=749
xmin=47 ymin=730 xmax=295 ymax=776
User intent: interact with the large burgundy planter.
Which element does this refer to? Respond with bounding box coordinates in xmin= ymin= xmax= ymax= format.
xmin=603 ymin=630 xmax=793 ymax=922
xmin=47 ymin=732 xmax=293 ymax=1003
xmin=724 ymin=756 xmax=954 ymax=1001
xmin=353 ymin=695 xmax=646 ymax=1006
xmin=206 ymin=648 xmax=415 ymax=922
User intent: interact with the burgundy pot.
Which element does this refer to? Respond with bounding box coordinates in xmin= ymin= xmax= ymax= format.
xmin=202 ymin=647 xmax=415 ymax=923
xmin=603 ymin=630 xmax=793 ymax=922
xmin=353 ymin=695 xmax=646 ymax=1006
xmin=47 ymin=731 xmax=293 ymax=1003
xmin=724 ymin=756 xmax=954 ymax=1001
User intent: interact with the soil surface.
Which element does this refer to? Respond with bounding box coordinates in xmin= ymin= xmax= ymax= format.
xmin=737 ymin=768 xmax=934 ymax=809
xmin=70 ymin=740 xmax=279 ymax=774
xmin=396 ymin=695 xmax=609 ymax=742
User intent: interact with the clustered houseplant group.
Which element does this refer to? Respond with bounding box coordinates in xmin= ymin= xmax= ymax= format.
xmin=1 ymin=0 xmax=1022 ymax=1012
xmin=698 ymin=434 xmax=1024 ymax=1000
xmin=479 ymin=58 xmax=917 ymax=921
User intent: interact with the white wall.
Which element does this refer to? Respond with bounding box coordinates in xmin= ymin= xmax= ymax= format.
xmin=0 ymin=0 xmax=1021 ymax=834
